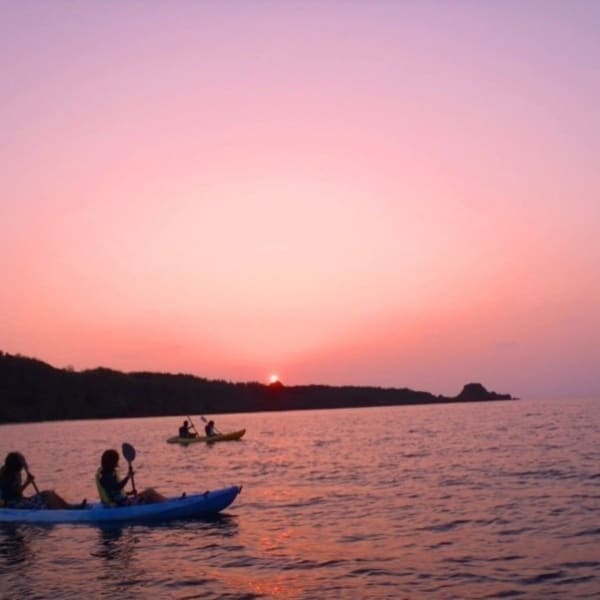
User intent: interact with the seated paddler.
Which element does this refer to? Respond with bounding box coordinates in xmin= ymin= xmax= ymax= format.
xmin=96 ymin=449 xmax=166 ymax=507
xmin=204 ymin=420 xmax=217 ymax=437
xmin=178 ymin=420 xmax=197 ymax=439
xmin=0 ymin=451 xmax=86 ymax=510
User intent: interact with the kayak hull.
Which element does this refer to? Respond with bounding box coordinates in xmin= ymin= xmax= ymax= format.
xmin=167 ymin=429 xmax=246 ymax=444
xmin=0 ymin=486 xmax=241 ymax=524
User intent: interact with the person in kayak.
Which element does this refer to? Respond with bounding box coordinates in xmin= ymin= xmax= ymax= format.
xmin=0 ymin=451 xmax=87 ymax=510
xmin=204 ymin=420 xmax=217 ymax=437
xmin=178 ymin=420 xmax=197 ymax=439
xmin=96 ymin=449 xmax=166 ymax=507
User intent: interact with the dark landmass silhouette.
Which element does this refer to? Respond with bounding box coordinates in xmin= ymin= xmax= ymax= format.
xmin=0 ymin=352 xmax=513 ymax=424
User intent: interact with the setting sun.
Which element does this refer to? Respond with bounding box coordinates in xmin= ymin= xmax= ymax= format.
xmin=269 ymin=374 xmax=279 ymax=384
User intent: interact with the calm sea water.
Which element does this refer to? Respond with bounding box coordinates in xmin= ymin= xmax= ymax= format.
xmin=0 ymin=398 xmax=599 ymax=599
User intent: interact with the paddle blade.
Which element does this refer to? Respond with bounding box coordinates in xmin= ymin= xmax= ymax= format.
xmin=122 ymin=443 xmax=136 ymax=463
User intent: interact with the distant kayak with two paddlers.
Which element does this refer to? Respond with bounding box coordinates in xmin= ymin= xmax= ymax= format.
xmin=166 ymin=429 xmax=246 ymax=444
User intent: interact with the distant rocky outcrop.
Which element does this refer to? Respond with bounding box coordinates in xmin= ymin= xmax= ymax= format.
xmin=0 ymin=351 xmax=513 ymax=424
xmin=455 ymin=382 xmax=512 ymax=402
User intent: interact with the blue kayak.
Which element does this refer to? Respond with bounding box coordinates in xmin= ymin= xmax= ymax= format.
xmin=0 ymin=486 xmax=241 ymax=524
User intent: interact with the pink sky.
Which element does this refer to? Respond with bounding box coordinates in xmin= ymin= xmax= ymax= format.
xmin=2 ymin=2 xmax=599 ymax=398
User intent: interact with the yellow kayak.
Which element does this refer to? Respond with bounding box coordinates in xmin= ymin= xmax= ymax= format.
xmin=167 ymin=429 xmax=246 ymax=444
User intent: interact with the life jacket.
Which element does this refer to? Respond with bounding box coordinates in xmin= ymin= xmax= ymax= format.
xmin=95 ymin=467 xmax=126 ymax=507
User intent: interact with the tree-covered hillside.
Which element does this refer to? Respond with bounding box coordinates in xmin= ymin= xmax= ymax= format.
xmin=0 ymin=352 xmax=512 ymax=424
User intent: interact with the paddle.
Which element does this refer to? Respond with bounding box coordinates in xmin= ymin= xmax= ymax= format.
xmin=200 ymin=415 xmax=221 ymax=435
xmin=121 ymin=443 xmax=137 ymax=496
xmin=19 ymin=454 xmax=41 ymax=495
xmin=186 ymin=415 xmax=200 ymax=436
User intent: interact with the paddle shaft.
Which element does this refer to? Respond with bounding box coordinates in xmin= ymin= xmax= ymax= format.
xmin=126 ymin=460 xmax=137 ymax=495
xmin=24 ymin=466 xmax=41 ymax=495
xmin=186 ymin=415 xmax=199 ymax=434
xmin=122 ymin=443 xmax=137 ymax=496
xmin=19 ymin=456 xmax=41 ymax=495
xmin=200 ymin=415 xmax=221 ymax=435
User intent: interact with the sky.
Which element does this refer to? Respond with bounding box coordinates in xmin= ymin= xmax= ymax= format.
xmin=1 ymin=1 xmax=599 ymax=399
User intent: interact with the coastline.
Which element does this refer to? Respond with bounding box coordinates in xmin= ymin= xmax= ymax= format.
xmin=0 ymin=352 xmax=513 ymax=425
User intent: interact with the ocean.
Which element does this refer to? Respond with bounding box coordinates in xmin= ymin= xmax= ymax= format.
xmin=1 ymin=398 xmax=598 ymax=598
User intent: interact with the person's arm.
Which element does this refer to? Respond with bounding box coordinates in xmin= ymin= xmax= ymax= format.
xmin=21 ymin=472 xmax=34 ymax=493
xmin=102 ymin=470 xmax=130 ymax=492
xmin=117 ymin=472 xmax=131 ymax=490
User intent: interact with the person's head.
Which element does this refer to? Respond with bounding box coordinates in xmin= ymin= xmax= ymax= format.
xmin=183 ymin=420 xmax=188 ymax=426
xmin=3 ymin=452 xmax=25 ymax=473
xmin=209 ymin=420 xmax=214 ymax=426
xmin=101 ymin=449 xmax=120 ymax=472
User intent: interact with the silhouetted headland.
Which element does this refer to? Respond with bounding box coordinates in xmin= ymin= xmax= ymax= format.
xmin=0 ymin=352 xmax=514 ymax=424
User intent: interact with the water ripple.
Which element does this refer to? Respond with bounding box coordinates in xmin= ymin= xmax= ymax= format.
xmin=419 ymin=519 xmax=472 ymax=532
xmin=1 ymin=399 xmax=600 ymax=598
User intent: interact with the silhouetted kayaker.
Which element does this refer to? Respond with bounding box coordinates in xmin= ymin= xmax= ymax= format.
xmin=204 ymin=420 xmax=217 ymax=437
xmin=179 ymin=420 xmax=196 ymax=438
xmin=0 ymin=451 xmax=86 ymax=509
xmin=96 ymin=449 xmax=165 ymax=507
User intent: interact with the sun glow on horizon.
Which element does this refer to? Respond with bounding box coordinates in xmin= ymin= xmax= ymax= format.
xmin=1 ymin=3 xmax=599 ymax=399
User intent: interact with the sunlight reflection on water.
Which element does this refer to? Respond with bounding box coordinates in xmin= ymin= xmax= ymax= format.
xmin=1 ymin=398 xmax=599 ymax=598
